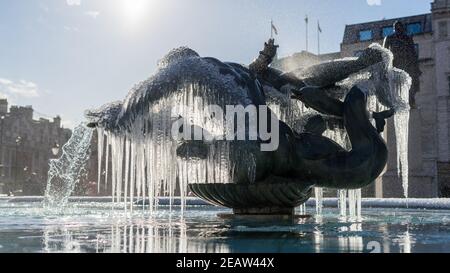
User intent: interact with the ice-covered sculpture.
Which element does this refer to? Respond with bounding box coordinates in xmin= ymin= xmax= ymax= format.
xmin=86 ymin=40 xmax=410 ymax=215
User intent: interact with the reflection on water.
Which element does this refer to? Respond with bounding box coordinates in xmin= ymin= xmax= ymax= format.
xmin=396 ymin=228 xmax=414 ymax=254
xmin=400 ymin=230 xmax=412 ymax=253
xmin=0 ymin=202 xmax=450 ymax=253
xmin=338 ymin=223 xmax=364 ymax=253
xmin=103 ymin=223 xmax=230 ymax=253
xmin=43 ymin=227 xmax=81 ymax=253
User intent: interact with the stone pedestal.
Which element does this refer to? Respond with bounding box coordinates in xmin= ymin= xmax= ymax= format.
xmin=381 ymin=108 xmax=438 ymax=197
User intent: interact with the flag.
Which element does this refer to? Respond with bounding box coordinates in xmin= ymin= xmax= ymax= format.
xmin=271 ymin=20 xmax=278 ymax=35
xmin=318 ymin=21 xmax=322 ymax=33
xmin=305 ymin=15 xmax=309 ymax=24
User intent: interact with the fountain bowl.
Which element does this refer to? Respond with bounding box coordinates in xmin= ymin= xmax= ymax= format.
xmin=189 ymin=182 xmax=313 ymax=215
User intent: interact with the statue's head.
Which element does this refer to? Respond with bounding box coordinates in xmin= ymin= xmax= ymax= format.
xmin=85 ymin=101 xmax=123 ymax=130
xmin=393 ymin=21 xmax=406 ymax=34
xmin=157 ymin=47 xmax=200 ymax=69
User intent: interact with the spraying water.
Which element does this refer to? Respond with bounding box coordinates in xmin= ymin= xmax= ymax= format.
xmin=44 ymin=124 xmax=94 ymax=209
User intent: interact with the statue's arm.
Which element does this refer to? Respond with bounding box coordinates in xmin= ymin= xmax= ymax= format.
xmin=249 ymin=39 xmax=305 ymax=90
xmin=249 ymin=39 xmax=278 ymax=76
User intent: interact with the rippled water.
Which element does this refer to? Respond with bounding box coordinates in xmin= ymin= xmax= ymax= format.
xmin=1 ymin=201 xmax=450 ymax=253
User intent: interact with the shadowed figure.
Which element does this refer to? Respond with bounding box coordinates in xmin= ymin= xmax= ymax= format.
xmin=383 ymin=21 xmax=421 ymax=108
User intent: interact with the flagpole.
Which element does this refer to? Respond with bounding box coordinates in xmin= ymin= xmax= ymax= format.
xmin=317 ymin=20 xmax=320 ymax=55
xmin=305 ymin=15 xmax=309 ymax=52
xmin=271 ymin=19 xmax=273 ymax=39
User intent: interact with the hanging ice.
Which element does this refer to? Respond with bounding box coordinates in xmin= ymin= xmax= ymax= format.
xmin=314 ymin=187 xmax=323 ymax=215
xmin=86 ymin=43 xmax=412 ymax=215
xmin=338 ymin=189 xmax=362 ymax=219
xmin=87 ymin=48 xmax=252 ymax=212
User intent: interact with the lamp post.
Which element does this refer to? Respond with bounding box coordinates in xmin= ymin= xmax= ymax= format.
xmin=0 ymin=116 xmax=4 ymax=179
xmin=52 ymin=143 xmax=60 ymax=157
xmin=14 ymin=136 xmax=21 ymax=195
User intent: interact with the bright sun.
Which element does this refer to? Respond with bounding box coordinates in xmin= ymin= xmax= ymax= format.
xmin=121 ymin=0 xmax=151 ymax=25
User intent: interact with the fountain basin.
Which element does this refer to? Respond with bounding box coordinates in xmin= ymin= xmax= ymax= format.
xmin=189 ymin=182 xmax=313 ymax=215
xmin=2 ymin=201 xmax=450 ymax=253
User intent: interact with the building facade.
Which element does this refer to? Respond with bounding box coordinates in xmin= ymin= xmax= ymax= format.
xmin=272 ymin=0 xmax=450 ymax=197
xmin=0 ymin=99 xmax=71 ymax=195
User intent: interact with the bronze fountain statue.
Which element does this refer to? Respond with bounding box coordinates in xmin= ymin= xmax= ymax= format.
xmin=86 ymin=39 xmax=411 ymax=215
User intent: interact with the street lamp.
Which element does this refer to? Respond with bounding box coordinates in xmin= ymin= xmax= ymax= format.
xmin=52 ymin=143 xmax=60 ymax=156
xmin=0 ymin=116 xmax=4 ymax=179
xmin=13 ymin=136 xmax=21 ymax=196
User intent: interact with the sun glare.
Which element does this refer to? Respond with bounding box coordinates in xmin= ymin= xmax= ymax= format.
xmin=121 ymin=0 xmax=151 ymax=25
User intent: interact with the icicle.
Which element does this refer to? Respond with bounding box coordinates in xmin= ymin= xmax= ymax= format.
xmin=394 ymin=108 xmax=410 ymax=199
xmin=129 ymin=139 xmax=136 ymax=212
xmin=338 ymin=190 xmax=347 ymax=217
xmin=314 ymin=187 xmax=323 ymax=215
xmin=124 ymin=137 xmax=130 ymax=212
xmin=104 ymin=131 xmax=110 ymax=192
xmin=97 ymin=127 xmax=104 ymax=193
xmin=338 ymin=189 xmax=362 ymax=219
xmin=356 ymin=189 xmax=362 ymax=218
xmin=390 ymin=69 xmax=411 ymax=199
xmin=349 ymin=190 xmax=356 ymax=218
xmin=113 ymin=135 xmax=124 ymax=205
xmin=297 ymin=203 xmax=306 ymax=215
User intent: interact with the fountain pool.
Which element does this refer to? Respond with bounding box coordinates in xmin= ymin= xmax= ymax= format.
xmin=1 ymin=199 xmax=450 ymax=253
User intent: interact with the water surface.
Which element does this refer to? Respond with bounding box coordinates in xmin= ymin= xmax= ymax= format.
xmin=1 ymin=201 xmax=449 ymax=253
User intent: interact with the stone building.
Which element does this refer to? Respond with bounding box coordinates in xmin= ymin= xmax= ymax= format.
xmin=0 ymin=98 xmax=71 ymax=196
xmin=272 ymin=0 xmax=450 ymax=198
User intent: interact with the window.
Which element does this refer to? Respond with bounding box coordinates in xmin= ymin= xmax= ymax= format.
xmin=382 ymin=26 xmax=394 ymax=37
xmin=359 ymin=30 xmax=373 ymax=41
xmin=439 ymin=21 xmax=448 ymax=38
xmin=448 ymin=76 xmax=450 ymax=94
xmin=407 ymin=22 xmax=422 ymax=35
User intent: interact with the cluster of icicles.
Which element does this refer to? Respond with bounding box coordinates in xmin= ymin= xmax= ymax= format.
xmin=92 ymin=44 xmax=410 ymax=218
xmin=96 ymin=83 xmax=236 ymax=214
xmin=297 ymin=188 xmax=362 ymax=218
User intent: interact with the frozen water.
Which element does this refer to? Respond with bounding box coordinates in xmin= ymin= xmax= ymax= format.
xmin=338 ymin=44 xmax=411 ymax=198
xmin=89 ymin=45 xmax=411 ymax=215
xmin=91 ymin=48 xmax=257 ymax=212
xmin=337 ymin=189 xmax=362 ymax=219
xmin=314 ymin=188 xmax=323 ymax=215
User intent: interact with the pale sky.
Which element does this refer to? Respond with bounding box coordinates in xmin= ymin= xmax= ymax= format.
xmin=0 ymin=0 xmax=431 ymax=128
